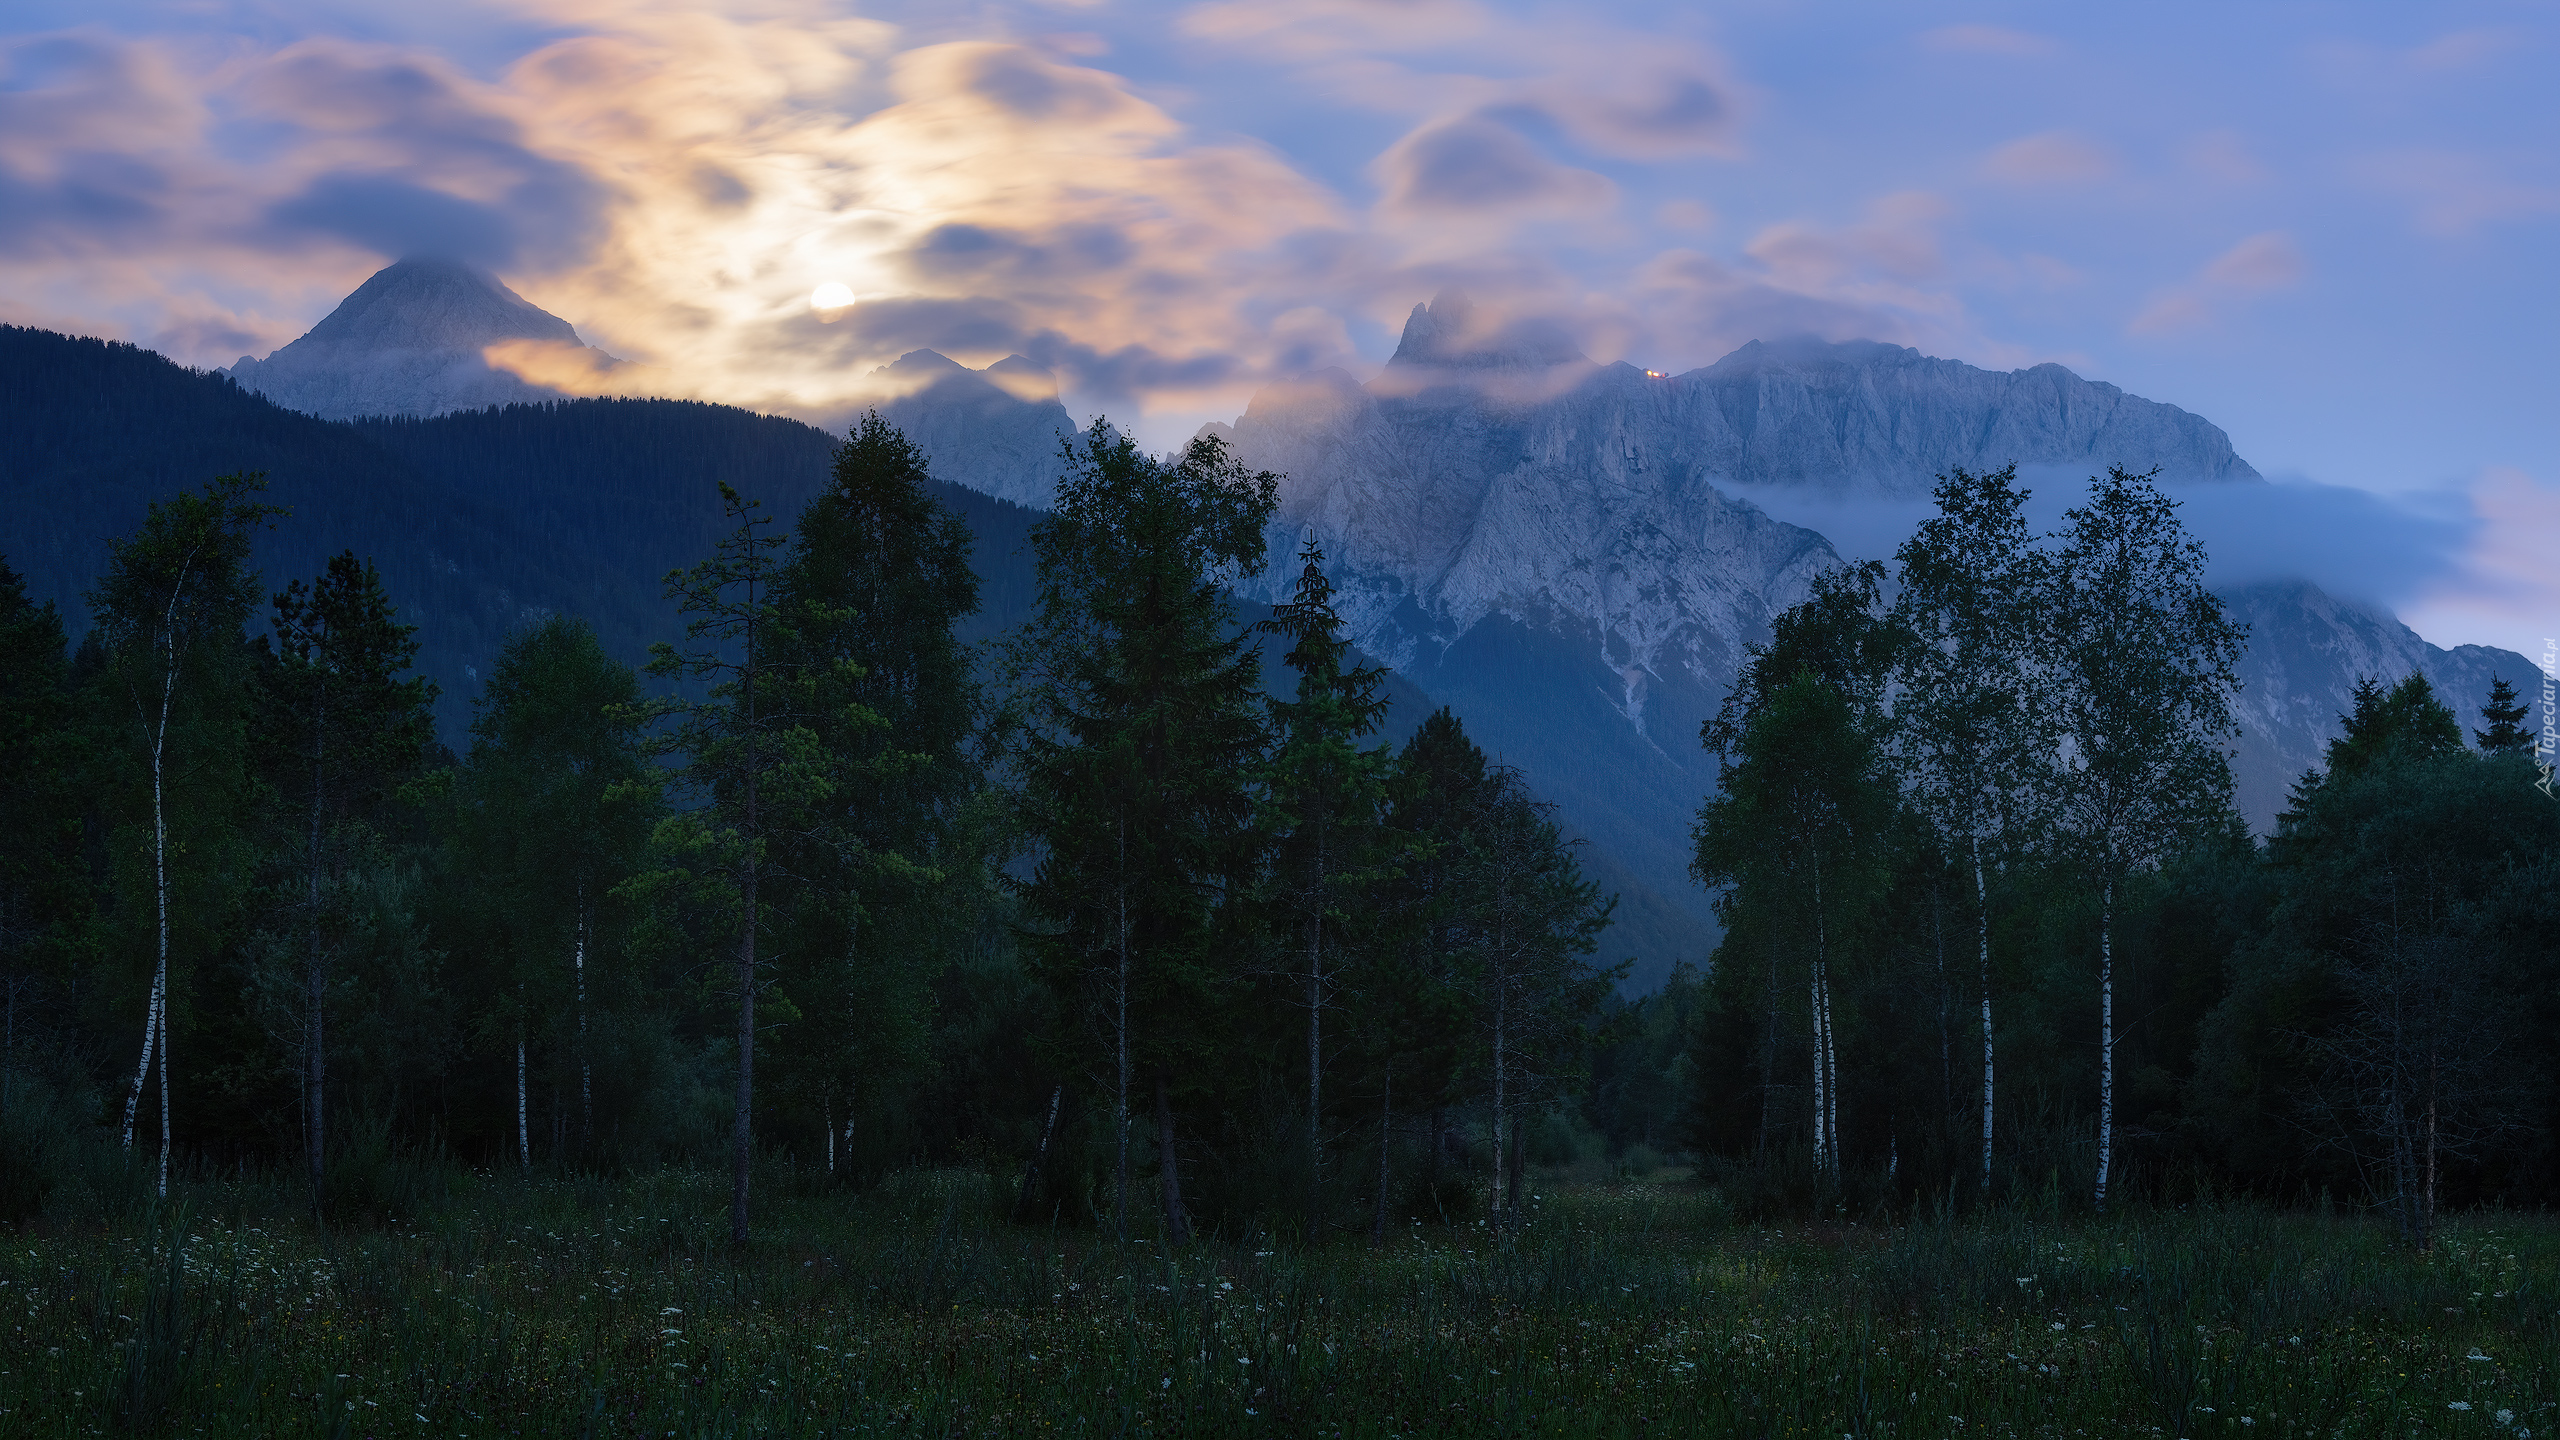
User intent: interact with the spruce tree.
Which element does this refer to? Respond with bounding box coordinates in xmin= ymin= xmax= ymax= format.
xmin=0 ymin=559 xmax=82 ymax=1122
xmin=259 ymin=551 xmax=437 ymax=1202
xmin=766 ymin=413 xmax=982 ymax=1173
xmin=2475 ymin=675 xmax=2531 ymax=753
xmin=87 ymin=473 xmax=280 ymax=1195
xmin=1009 ymin=426 xmax=1277 ymax=1243
xmin=1254 ymin=535 xmax=1392 ymax=1233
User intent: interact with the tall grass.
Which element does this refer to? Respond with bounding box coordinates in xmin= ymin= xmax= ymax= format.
xmin=2 ymin=1161 xmax=2552 ymax=1437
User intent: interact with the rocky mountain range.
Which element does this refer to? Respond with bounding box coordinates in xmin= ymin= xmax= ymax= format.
xmin=12 ymin=264 xmax=2540 ymax=989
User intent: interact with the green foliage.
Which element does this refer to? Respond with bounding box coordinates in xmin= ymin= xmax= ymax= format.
xmin=2474 ymin=673 xmax=2533 ymax=753
xmin=1008 ymin=425 xmax=1279 ymax=1241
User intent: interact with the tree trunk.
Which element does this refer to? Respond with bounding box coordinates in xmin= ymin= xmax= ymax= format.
xmin=1490 ymin=962 xmax=1508 ymax=1232
xmin=1307 ymin=907 xmax=1323 ymax=1237
xmin=1975 ymin=842 xmax=1995 ymax=1196
xmin=516 ymin=1020 xmax=529 ymax=1171
xmin=1371 ymin=1069 xmax=1391 ymax=1248
xmin=2094 ymin=877 xmax=2114 ymax=1212
xmin=305 ymin=686 xmax=326 ymax=1205
xmin=731 ymin=582 xmax=760 ymax=1249
xmin=576 ymin=882 xmax=591 ymax=1152
xmin=1153 ymin=1069 xmax=1192 ymax=1245
xmin=1016 ymin=1083 xmax=1063 ymax=1222
xmin=1114 ymin=820 xmax=1131 ymax=1245
xmin=124 ymin=692 xmax=177 ymax=1199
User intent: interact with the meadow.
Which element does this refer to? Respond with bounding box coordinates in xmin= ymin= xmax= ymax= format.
xmin=3 ymin=1162 xmax=2553 ymax=1440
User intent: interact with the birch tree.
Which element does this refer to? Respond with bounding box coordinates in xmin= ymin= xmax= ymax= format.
xmin=1009 ymin=426 xmax=1276 ymax=1244
xmin=453 ymin=615 xmax=656 ymax=1166
xmin=88 ymin=473 xmax=278 ymax=1196
xmin=1890 ymin=464 xmax=2052 ymax=1197
xmin=1694 ymin=671 xmax=1895 ymax=1183
xmin=2046 ymin=467 xmax=2244 ymax=1210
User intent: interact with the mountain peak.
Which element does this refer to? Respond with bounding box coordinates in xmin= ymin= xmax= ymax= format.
xmin=222 ymin=258 xmax=609 ymax=420
xmin=298 ymin=258 xmax=583 ymax=353
xmin=1388 ymin=290 xmax=1587 ymax=371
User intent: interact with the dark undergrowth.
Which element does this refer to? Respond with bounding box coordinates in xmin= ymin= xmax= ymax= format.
xmin=2 ymin=1157 xmax=2554 ymax=1438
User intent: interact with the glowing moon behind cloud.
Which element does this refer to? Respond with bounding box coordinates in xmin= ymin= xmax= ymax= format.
xmin=810 ymin=282 xmax=856 ymax=322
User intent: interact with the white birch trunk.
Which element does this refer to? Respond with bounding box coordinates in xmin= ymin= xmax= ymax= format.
xmin=1975 ymin=842 xmax=1995 ymax=1194
xmin=516 ymin=1023 xmax=529 ymax=1171
xmin=2094 ymin=877 xmax=2114 ymax=1211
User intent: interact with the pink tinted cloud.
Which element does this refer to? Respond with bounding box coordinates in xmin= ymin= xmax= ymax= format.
xmin=1979 ymin=131 xmax=2116 ymax=185
xmin=2130 ymin=232 xmax=2304 ymax=336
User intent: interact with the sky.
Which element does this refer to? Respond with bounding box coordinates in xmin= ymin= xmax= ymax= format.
xmin=3 ymin=0 xmax=2555 ymax=661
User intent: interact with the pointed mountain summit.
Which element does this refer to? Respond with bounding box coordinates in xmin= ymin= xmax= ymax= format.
xmin=864 ymin=349 xmax=1076 ymax=511
xmin=225 ymin=257 xmax=617 ymax=420
xmin=1387 ymin=290 xmax=1588 ymax=372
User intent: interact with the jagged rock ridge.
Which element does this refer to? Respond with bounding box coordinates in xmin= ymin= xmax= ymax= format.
xmin=224 ymin=258 xmax=616 ymax=419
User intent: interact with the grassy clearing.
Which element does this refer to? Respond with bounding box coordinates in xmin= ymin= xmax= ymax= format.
xmin=2 ymin=1169 xmax=2555 ymax=1438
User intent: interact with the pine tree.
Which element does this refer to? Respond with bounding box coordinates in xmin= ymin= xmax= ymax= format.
xmin=87 ymin=473 xmax=280 ymax=1195
xmin=259 ymin=551 xmax=437 ymax=1203
xmin=1009 ymin=426 xmax=1277 ymax=1243
xmin=2047 ymin=466 xmax=2246 ymax=1210
xmin=1254 ymin=535 xmax=1392 ymax=1233
xmin=2474 ymin=675 xmax=2531 ymax=753
xmin=1889 ymin=463 xmax=2051 ymax=1196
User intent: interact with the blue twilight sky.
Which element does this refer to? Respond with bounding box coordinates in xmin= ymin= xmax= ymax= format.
xmin=3 ymin=0 xmax=2555 ymax=658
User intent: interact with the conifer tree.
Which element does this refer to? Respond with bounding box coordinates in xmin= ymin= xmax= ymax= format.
xmin=766 ymin=413 xmax=982 ymax=1172
xmin=0 ymin=559 xmax=81 ymax=1122
xmin=1009 ymin=426 xmax=1277 ymax=1243
xmin=1376 ymin=710 xmax=1493 ymax=1209
xmin=634 ymin=483 xmax=826 ymax=1245
xmin=1254 ymin=535 xmax=1392 ymax=1230
xmin=2047 ymin=467 xmax=2245 ymax=1210
xmin=260 ymin=551 xmax=437 ymax=1201
xmin=2474 ymin=675 xmax=2531 ymax=753
xmin=88 ymin=473 xmax=280 ymax=1195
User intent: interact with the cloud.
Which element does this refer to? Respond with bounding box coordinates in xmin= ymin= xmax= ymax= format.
xmin=2355 ymin=148 xmax=2560 ymax=237
xmin=1373 ymin=112 xmax=1615 ymax=220
xmin=1918 ymin=25 xmax=2060 ymax=58
xmin=1979 ymin=131 xmax=2115 ymax=185
xmin=2397 ymin=466 xmax=2560 ymax=661
xmin=2130 ymin=231 xmax=2304 ymax=335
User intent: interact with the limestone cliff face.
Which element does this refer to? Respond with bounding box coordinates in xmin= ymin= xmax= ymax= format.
xmin=224 ymin=258 xmax=614 ymax=419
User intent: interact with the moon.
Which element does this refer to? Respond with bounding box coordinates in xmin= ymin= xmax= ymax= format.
xmin=810 ymin=282 xmax=855 ymax=321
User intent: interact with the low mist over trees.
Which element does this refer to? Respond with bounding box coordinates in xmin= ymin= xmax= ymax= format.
xmin=4 ymin=425 xmax=2554 ymax=1241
